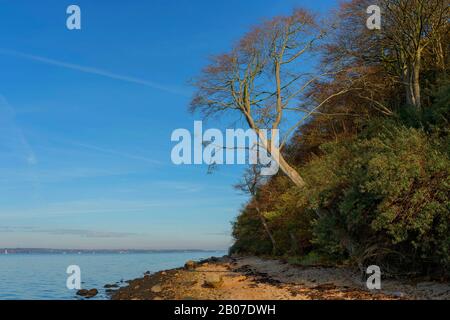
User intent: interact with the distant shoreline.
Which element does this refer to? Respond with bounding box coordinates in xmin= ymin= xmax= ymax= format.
xmin=0 ymin=248 xmax=225 ymax=255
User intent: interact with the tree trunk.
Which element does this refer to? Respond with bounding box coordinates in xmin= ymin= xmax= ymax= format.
xmin=404 ymin=52 xmax=422 ymax=109
xmin=404 ymin=66 xmax=417 ymax=107
xmin=412 ymin=51 xmax=421 ymax=109
xmin=257 ymin=132 xmax=306 ymax=188
xmin=289 ymin=232 xmax=298 ymax=255
xmin=256 ymin=207 xmax=277 ymax=255
xmin=278 ymin=153 xmax=306 ymax=188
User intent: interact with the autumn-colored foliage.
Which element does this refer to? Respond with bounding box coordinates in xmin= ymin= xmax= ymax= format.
xmin=228 ymin=1 xmax=449 ymax=276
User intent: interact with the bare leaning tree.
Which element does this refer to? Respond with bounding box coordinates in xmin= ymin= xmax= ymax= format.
xmin=190 ymin=9 xmax=351 ymax=188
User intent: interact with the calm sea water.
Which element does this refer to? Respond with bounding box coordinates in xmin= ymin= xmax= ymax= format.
xmin=0 ymin=251 xmax=226 ymax=300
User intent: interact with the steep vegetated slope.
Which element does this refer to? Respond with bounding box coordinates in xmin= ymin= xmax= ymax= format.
xmin=229 ymin=0 xmax=449 ymax=277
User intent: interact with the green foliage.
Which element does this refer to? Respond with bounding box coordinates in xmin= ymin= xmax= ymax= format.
xmin=230 ymin=45 xmax=449 ymax=275
xmin=307 ymin=124 xmax=450 ymax=272
xmin=286 ymin=251 xmax=326 ymax=266
xmin=397 ymin=77 xmax=450 ymax=132
xmin=232 ymin=112 xmax=450 ymax=275
xmin=230 ymin=209 xmax=273 ymax=255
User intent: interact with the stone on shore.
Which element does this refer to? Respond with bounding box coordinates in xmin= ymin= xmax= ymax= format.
xmin=151 ymin=284 xmax=162 ymax=293
xmin=203 ymin=274 xmax=223 ymax=288
xmin=184 ymin=260 xmax=197 ymax=271
xmin=76 ymin=288 xmax=98 ymax=298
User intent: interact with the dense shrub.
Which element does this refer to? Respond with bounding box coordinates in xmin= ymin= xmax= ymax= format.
xmin=230 ymin=209 xmax=273 ymax=255
xmin=232 ymin=117 xmax=450 ymax=275
xmin=230 ymin=30 xmax=449 ymax=275
xmin=308 ymin=124 xmax=450 ymax=273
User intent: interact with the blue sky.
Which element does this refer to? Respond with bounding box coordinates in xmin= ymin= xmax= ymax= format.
xmin=0 ymin=0 xmax=338 ymax=249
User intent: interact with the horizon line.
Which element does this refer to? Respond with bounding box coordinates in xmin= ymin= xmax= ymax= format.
xmin=0 ymin=247 xmax=227 ymax=252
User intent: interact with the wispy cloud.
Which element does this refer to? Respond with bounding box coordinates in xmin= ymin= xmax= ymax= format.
xmin=0 ymin=48 xmax=189 ymax=95
xmin=39 ymin=228 xmax=137 ymax=238
xmin=0 ymin=226 xmax=137 ymax=238
xmin=203 ymin=231 xmax=230 ymax=236
xmin=150 ymin=180 xmax=203 ymax=193
xmin=0 ymin=198 xmax=241 ymax=219
xmin=70 ymin=141 xmax=162 ymax=166
xmin=0 ymin=95 xmax=37 ymax=165
xmin=0 ymin=167 xmax=136 ymax=184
